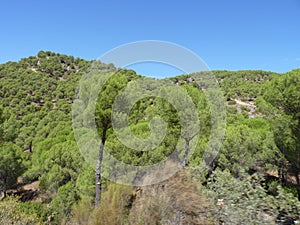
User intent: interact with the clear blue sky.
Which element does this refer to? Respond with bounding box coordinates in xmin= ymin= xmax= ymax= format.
xmin=1 ymin=0 xmax=300 ymax=77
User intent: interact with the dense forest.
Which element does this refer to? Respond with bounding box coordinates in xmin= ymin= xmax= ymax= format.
xmin=0 ymin=51 xmax=299 ymax=224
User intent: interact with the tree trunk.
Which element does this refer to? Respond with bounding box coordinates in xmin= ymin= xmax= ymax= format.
xmin=0 ymin=190 xmax=6 ymax=200
xmin=295 ymin=171 xmax=300 ymax=201
xmin=182 ymin=139 xmax=190 ymax=168
xmin=29 ymin=141 xmax=32 ymax=153
xmin=278 ymin=164 xmax=286 ymax=185
xmin=95 ymin=132 xmax=106 ymax=207
xmin=181 ymin=133 xmax=198 ymax=168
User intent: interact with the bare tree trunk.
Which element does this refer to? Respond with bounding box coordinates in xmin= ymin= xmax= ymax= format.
xmin=29 ymin=141 xmax=32 ymax=153
xmin=182 ymin=139 xmax=190 ymax=167
xmin=181 ymin=133 xmax=198 ymax=167
xmin=1 ymin=177 xmax=7 ymax=200
xmin=178 ymin=134 xmax=197 ymax=224
xmin=95 ymin=132 xmax=106 ymax=207
xmin=0 ymin=191 xmax=6 ymax=200
xmin=278 ymin=162 xmax=286 ymax=185
xmin=295 ymin=171 xmax=300 ymax=201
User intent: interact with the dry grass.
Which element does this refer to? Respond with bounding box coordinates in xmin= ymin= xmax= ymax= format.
xmin=129 ymin=169 xmax=214 ymax=225
xmin=68 ymin=169 xmax=214 ymax=225
xmin=67 ymin=183 xmax=133 ymax=225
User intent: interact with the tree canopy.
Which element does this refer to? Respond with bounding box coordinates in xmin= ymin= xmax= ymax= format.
xmin=0 ymin=52 xmax=299 ymax=224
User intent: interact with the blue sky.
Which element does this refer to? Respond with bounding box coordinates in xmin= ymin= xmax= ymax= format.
xmin=1 ymin=0 xmax=299 ymax=77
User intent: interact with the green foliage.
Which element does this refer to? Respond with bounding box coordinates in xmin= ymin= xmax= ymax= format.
xmin=50 ymin=181 xmax=80 ymax=223
xmin=217 ymin=118 xmax=279 ymax=175
xmin=0 ymin=196 xmax=41 ymax=224
xmin=262 ymin=69 xmax=300 ymax=118
xmin=95 ymin=71 xmax=130 ymax=137
xmin=0 ymin=52 xmax=299 ymax=224
xmin=262 ymin=69 xmax=300 ymax=198
xmin=214 ymin=70 xmax=279 ymax=99
xmin=18 ymin=201 xmax=49 ymax=222
xmin=0 ymin=106 xmax=19 ymax=142
xmin=206 ymin=169 xmax=300 ymax=224
xmin=36 ymin=140 xmax=83 ymax=196
xmin=0 ymin=142 xmax=26 ymax=194
xmin=76 ymin=163 xmax=95 ymax=199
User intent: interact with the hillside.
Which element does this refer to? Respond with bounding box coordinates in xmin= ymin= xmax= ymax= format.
xmin=0 ymin=51 xmax=299 ymax=224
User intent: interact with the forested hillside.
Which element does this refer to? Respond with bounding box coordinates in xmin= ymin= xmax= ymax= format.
xmin=0 ymin=51 xmax=299 ymax=224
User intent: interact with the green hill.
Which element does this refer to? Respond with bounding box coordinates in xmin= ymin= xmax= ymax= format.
xmin=0 ymin=51 xmax=299 ymax=224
